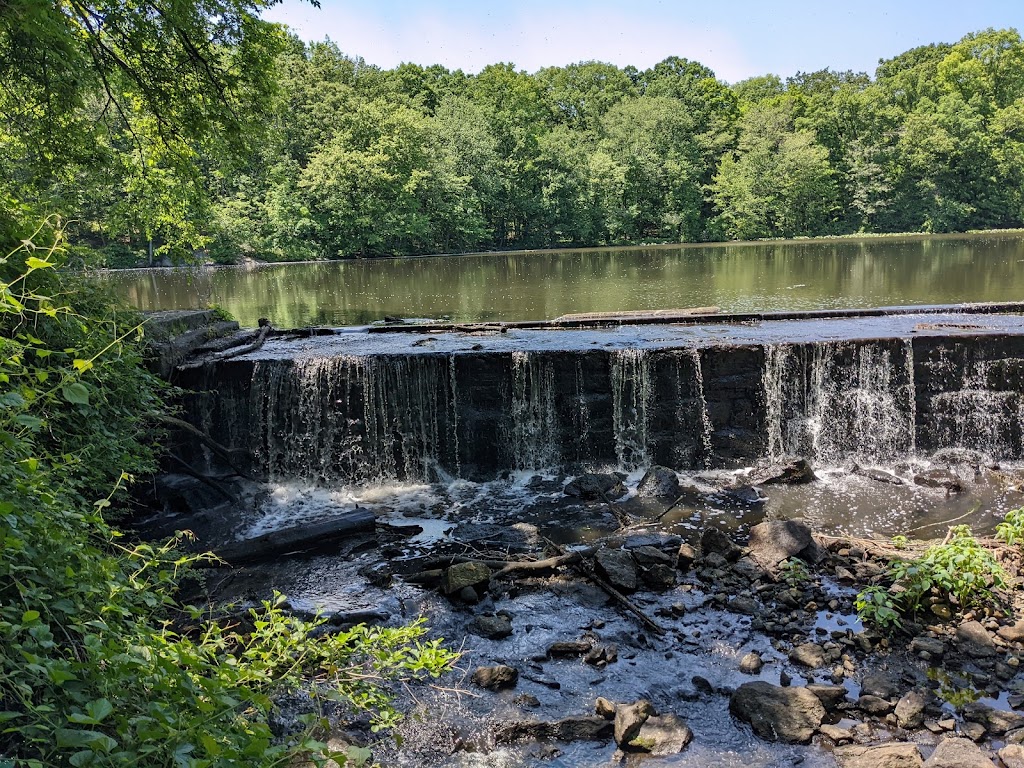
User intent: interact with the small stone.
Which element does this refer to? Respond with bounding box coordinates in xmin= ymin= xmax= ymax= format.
xmin=960 ymin=722 xmax=987 ymax=742
xmin=956 ymin=621 xmax=996 ymax=657
xmin=547 ymin=640 xmax=592 ymax=658
xmin=595 ymin=548 xmax=639 ymax=592
xmin=595 ymin=697 xmax=617 ymax=719
xmin=999 ymin=620 xmax=1024 ymax=644
xmin=730 ymin=597 xmax=760 ymax=616
xmin=923 ymin=737 xmax=994 ymax=766
xmin=910 ymin=636 xmax=946 ymax=658
xmin=895 ymin=690 xmax=927 ymax=730
xmin=631 ymin=714 xmax=693 ymax=755
xmin=459 ymin=585 xmax=480 ymax=603
xmin=779 ymin=670 xmax=793 ymax=687
xmin=700 ymin=526 xmax=742 ymax=562
xmin=790 ymin=643 xmax=827 ymax=669
xmin=472 ymin=614 xmax=513 ymax=639
xmin=739 ymin=651 xmax=763 ymax=675
xmin=472 ymin=665 xmax=518 ymax=690
xmin=514 ymin=693 xmax=540 ymax=708
xmin=862 ymin=672 xmax=900 ymax=700
xmin=443 ymin=561 xmax=491 ymax=595
xmin=614 ymin=699 xmax=656 ymax=747
xmin=677 ymin=543 xmax=697 ymax=571
xmin=858 ymin=694 xmax=895 ymax=716
xmin=807 ymin=684 xmax=847 ymax=713
xmin=819 ymin=723 xmax=855 ymax=743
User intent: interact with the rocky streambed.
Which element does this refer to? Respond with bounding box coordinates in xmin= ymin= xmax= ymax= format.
xmin=138 ymin=455 xmax=1024 ymax=767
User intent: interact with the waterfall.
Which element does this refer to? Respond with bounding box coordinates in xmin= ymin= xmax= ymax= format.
xmin=686 ymin=349 xmax=714 ymax=468
xmin=509 ymin=351 xmax=561 ymax=470
xmin=611 ymin=349 xmax=652 ymax=469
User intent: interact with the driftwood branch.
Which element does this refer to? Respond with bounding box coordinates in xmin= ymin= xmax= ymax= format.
xmin=152 ymin=413 xmax=252 ymax=479
xmin=212 ymin=319 xmax=272 ymax=361
xmin=167 ymin=453 xmax=238 ymax=503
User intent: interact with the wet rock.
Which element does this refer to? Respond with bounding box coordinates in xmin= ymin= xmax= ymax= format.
xmin=547 ymin=640 xmax=592 ymax=658
xmin=472 ymin=665 xmax=518 ymax=690
xmin=729 ymin=596 xmax=760 ymax=616
xmin=631 ymin=545 xmax=673 ymax=566
xmin=807 ymin=684 xmax=847 ymax=714
xmin=595 ymin=697 xmax=617 ymax=719
xmin=922 ymin=737 xmax=996 ymax=767
xmin=790 ymin=643 xmax=827 ymax=669
xmin=834 ymin=743 xmax=923 ymax=768
xmin=820 ymin=723 xmax=855 ymax=743
xmin=631 ymin=714 xmax=694 ymax=755
xmin=852 ymin=464 xmax=905 ymax=485
xmin=857 ymin=694 xmax=895 ymax=716
xmin=639 ymin=563 xmax=677 ymax=591
xmin=729 ymin=682 xmax=825 ymax=744
xmin=614 ymin=699 xmax=656 ymax=747
xmin=677 ymin=543 xmax=697 ymax=572
xmin=732 ymin=556 xmax=765 ymax=581
xmin=715 ymin=484 xmax=768 ymax=507
xmin=747 ymin=519 xmax=826 ymax=569
xmin=961 ymin=722 xmax=987 ymax=742
xmin=749 ymin=456 xmax=816 ymax=485
xmin=895 ymin=690 xmax=928 ymax=729
xmin=515 ymin=694 xmax=540 ymax=709
xmin=999 ymin=745 xmax=1024 ymax=768
xmin=701 ymin=526 xmax=742 ymax=562
xmin=913 ymin=469 xmax=963 ymax=493
xmin=458 ymin=586 xmax=480 ymax=604
xmin=956 ymin=621 xmax=996 ymax=658
xmin=862 ymin=672 xmax=900 ymax=700
xmin=565 ymin=473 xmax=626 ymax=500
xmin=584 ymin=644 xmax=618 ymax=667
xmin=472 ymin=614 xmax=513 ymax=639
xmin=636 ymin=466 xmax=681 ymax=498
xmin=595 ymin=548 xmax=638 ymax=592
xmin=496 ymin=716 xmax=613 ymax=743
xmin=999 ymin=620 xmax=1024 ymax=644
xmin=739 ymin=652 xmax=764 ymax=675
xmin=962 ymin=702 xmax=1024 ymax=735
xmin=911 ymin=635 xmax=947 ymax=658
xmin=779 ymin=670 xmax=793 ymax=687
xmin=443 ymin=561 xmax=491 ymax=595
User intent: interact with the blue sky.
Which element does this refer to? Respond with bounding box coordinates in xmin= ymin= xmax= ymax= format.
xmin=263 ymin=0 xmax=1024 ymax=83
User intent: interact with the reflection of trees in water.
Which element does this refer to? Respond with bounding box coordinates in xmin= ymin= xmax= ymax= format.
xmin=99 ymin=234 xmax=1024 ymax=327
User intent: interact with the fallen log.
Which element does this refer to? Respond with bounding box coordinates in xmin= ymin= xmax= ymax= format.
xmin=213 ymin=509 xmax=376 ymax=565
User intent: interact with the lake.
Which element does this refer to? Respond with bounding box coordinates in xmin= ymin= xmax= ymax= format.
xmin=100 ymin=232 xmax=1024 ymax=328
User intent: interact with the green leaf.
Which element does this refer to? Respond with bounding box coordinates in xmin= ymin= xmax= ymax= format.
xmin=72 ymin=359 xmax=94 ymax=373
xmin=62 ymin=383 xmax=90 ymax=405
xmin=25 ymin=256 xmax=54 ymax=270
xmin=86 ymin=699 xmax=113 ymax=723
xmin=21 ymin=610 xmax=40 ymax=623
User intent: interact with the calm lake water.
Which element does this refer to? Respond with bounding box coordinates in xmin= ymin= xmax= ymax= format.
xmin=100 ymin=233 xmax=1024 ymax=328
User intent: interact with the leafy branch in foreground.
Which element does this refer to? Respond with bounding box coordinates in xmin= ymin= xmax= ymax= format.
xmin=0 ymin=223 xmax=457 ymax=766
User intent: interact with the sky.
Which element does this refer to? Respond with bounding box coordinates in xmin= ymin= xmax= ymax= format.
xmin=262 ymin=0 xmax=1024 ymax=83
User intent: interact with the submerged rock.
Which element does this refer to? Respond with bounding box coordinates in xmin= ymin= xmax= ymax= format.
xmin=749 ymin=456 xmax=816 ymax=485
xmin=636 ymin=466 xmax=681 ymax=498
xmin=913 ymin=469 xmax=964 ymax=493
xmin=729 ymin=682 xmax=825 ymax=744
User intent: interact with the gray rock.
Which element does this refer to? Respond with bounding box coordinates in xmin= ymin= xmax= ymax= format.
xmin=913 ymin=469 xmax=964 ymax=492
xmin=739 ymin=652 xmax=764 ymax=675
xmin=637 ymin=466 xmax=681 ymax=498
xmin=922 ymin=737 xmax=996 ymax=767
xmin=834 ymin=743 xmax=923 ymax=768
xmin=862 ymin=672 xmax=900 ymax=700
xmin=999 ymin=744 xmax=1024 ymax=768
xmin=956 ymin=621 xmax=996 ymax=658
xmin=444 ymin=561 xmax=491 ymax=595
xmin=790 ymin=643 xmax=827 ymax=669
xmin=595 ymin=548 xmax=639 ymax=592
xmin=472 ymin=614 xmax=513 ymax=639
xmin=749 ymin=456 xmax=816 ymax=485
xmin=999 ymin=620 xmax=1024 ymax=644
xmin=895 ymin=690 xmax=928 ymax=729
xmin=595 ymin=697 xmax=616 ymax=719
xmin=565 ymin=473 xmax=626 ymax=500
xmin=820 ymin=723 xmax=855 ymax=743
xmin=807 ymin=684 xmax=847 ymax=713
xmin=630 ymin=545 xmax=673 ymax=565
xmin=547 ymin=640 xmax=592 ymax=658
xmin=472 ymin=665 xmax=519 ymax=690
xmin=748 ymin=519 xmax=826 ymax=569
xmin=639 ymin=563 xmax=677 ymax=591
xmin=857 ymin=694 xmax=895 ymax=716
xmin=584 ymin=644 xmax=618 ymax=666
xmin=911 ymin=635 xmax=947 ymax=658
xmin=631 ymin=714 xmax=694 ymax=754
xmin=729 ymin=596 xmax=760 ymax=616
xmin=962 ymin=702 xmax=1024 ymax=735
xmin=677 ymin=543 xmax=697 ymax=571
xmin=614 ymin=699 xmax=656 ymax=747
xmin=729 ymin=682 xmax=825 ymax=744
xmin=701 ymin=526 xmax=742 ymax=562
xmin=496 ymin=715 xmax=613 ymax=743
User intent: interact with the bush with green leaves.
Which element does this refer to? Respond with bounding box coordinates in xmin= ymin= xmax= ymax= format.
xmin=0 ymin=222 xmax=457 ymax=766
xmin=996 ymin=507 xmax=1024 ymax=547
xmin=856 ymin=525 xmax=1008 ymax=629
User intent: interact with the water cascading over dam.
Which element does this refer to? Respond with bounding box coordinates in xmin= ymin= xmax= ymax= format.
xmin=176 ymin=307 xmax=1024 ymax=484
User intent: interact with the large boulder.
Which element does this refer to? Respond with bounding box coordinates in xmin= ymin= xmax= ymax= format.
xmin=835 ymin=743 xmax=923 ymax=768
xmin=747 ymin=520 xmax=826 ymax=569
xmin=749 ymin=456 xmax=816 ymax=485
xmin=729 ymin=682 xmax=825 ymax=744
xmin=565 ymin=473 xmax=626 ymax=500
xmin=595 ymin=548 xmax=639 ymax=592
xmin=443 ymin=561 xmax=491 ymax=595
xmin=922 ymin=737 xmax=996 ymax=767
xmin=637 ymin=466 xmax=681 ymax=498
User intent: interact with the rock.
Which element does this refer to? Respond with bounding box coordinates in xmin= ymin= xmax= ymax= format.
xmin=922 ymin=737 xmax=996 ymax=767
xmin=496 ymin=716 xmax=613 ymax=743
xmin=790 ymin=643 xmax=827 ymax=669
xmin=913 ymin=469 xmax=963 ymax=492
xmin=857 ymin=694 xmax=895 ymax=716
xmin=458 ymin=586 xmax=480 ymax=604
xmin=862 ymin=672 xmax=900 ymax=700
xmin=677 ymin=543 xmax=697 ymax=571
xmin=515 ymin=693 xmax=540 ymax=708
xmin=701 ymin=526 xmax=742 ymax=562
xmin=565 ymin=473 xmax=625 ymax=500
xmin=716 ymin=484 xmax=768 ymax=506
xmin=956 ymin=621 xmax=996 ymax=658
xmin=895 ymin=690 xmax=928 ymax=729
xmin=547 ymin=640 xmax=592 ymax=658
xmin=472 ymin=665 xmax=518 ymax=690
xmin=595 ymin=548 xmax=639 ymax=592
xmin=729 ymin=596 xmax=760 ymax=616
xmin=852 ymin=464 xmax=905 ymax=485
xmin=443 ymin=561 xmax=491 ymax=595
xmin=472 ymin=614 xmax=513 ymax=639
xmin=962 ymin=702 xmax=1024 ymax=735
xmin=729 ymin=682 xmax=825 ymax=744
xmin=747 ymin=519 xmax=827 ymax=569
xmin=630 ymin=714 xmax=693 ymax=754
xmin=807 ymin=684 xmax=847 ymax=713
xmin=595 ymin=697 xmax=616 ymax=719
xmin=779 ymin=670 xmax=793 ymax=687
xmin=911 ymin=635 xmax=947 ymax=658
xmin=834 ymin=743 xmax=923 ymax=768
xmin=630 ymin=545 xmax=673 ymax=566
xmin=999 ymin=745 xmax=1024 ymax=768
xmin=739 ymin=652 xmax=764 ymax=674
xmin=749 ymin=456 xmax=816 ymax=485
xmin=820 ymin=723 xmax=855 ymax=743
xmin=584 ymin=644 xmax=618 ymax=666
xmin=636 ymin=466 xmax=681 ymax=498
xmin=961 ymin=722 xmax=987 ymax=742
xmin=999 ymin=620 xmax=1024 ymax=644
xmin=614 ymin=699 xmax=656 ymax=747
xmin=639 ymin=563 xmax=677 ymax=591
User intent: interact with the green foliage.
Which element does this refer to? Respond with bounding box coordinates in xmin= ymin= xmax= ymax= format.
xmin=779 ymin=557 xmax=810 ymax=588
xmin=857 ymin=525 xmax=1007 ymax=629
xmin=891 ymin=535 xmax=909 ymax=550
xmin=996 ymin=507 xmax=1024 ymax=546
xmin=0 ymin=226 xmax=458 ymax=766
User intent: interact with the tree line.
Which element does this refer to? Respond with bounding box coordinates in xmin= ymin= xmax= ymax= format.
xmin=6 ymin=20 xmax=1024 ymax=263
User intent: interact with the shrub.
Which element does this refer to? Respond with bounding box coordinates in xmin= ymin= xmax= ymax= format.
xmin=996 ymin=507 xmax=1024 ymax=546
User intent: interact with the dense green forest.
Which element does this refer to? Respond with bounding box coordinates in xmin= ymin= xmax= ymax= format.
xmin=6 ymin=21 xmax=1024 ymax=264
